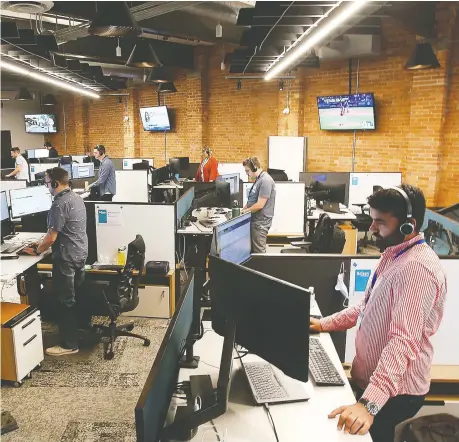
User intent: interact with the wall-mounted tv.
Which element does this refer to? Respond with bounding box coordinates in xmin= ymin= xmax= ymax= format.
xmin=140 ymin=106 xmax=171 ymax=132
xmin=25 ymin=114 xmax=57 ymax=133
xmin=317 ymin=93 xmax=375 ymax=130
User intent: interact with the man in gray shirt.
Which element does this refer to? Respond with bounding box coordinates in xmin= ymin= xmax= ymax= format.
xmin=242 ymin=157 xmax=276 ymax=253
xmin=24 ymin=167 xmax=89 ymax=356
xmin=89 ymin=145 xmax=116 ymax=201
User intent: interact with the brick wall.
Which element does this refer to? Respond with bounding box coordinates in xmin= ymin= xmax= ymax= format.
xmin=47 ymin=4 xmax=459 ymax=206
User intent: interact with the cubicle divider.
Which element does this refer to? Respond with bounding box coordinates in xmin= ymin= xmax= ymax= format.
xmin=248 ymin=254 xmax=459 ymax=365
xmin=93 ymin=202 xmax=176 ymax=268
xmin=242 ymin=182 xmax=305 ymax=235
xmin=176 ymin=187 xmax=194 ymax=227
xmin=114 ymin=170 xmax=149 ymax=203
xmin=218 ymin=162 xmax=247 ymax=179
xmin=30 ymin=162 xmax=58 ymax=181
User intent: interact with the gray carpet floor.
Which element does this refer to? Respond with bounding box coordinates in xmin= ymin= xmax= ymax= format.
xmin=1 ymin=313 xmax=168 ymax=442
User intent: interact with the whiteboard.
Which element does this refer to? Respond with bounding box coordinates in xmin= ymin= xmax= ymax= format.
xmin=0 ymin=180 xmax=28 ymax=205
xmin=218 ymin=163 xmax=247 ymax=180
xmin=95 ymin=203 xmax=175 ymax=267
xmin=114 ymin=170 xmax=149 ymax=203
xmin=243 ymin=182 xmax=305 ymax=235
xmin=268 ymin=136 xmax=306 ymax=182
xmin=348 ymin=172 xmax=401 ymax=207
xmin=345 ymin=258 xmax=459 ymax=365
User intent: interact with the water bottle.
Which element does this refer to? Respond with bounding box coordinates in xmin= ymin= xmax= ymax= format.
xmin=232 ymin=200 xmax=241 ymax=218
xmin=117 ymin=246 xmax=127 ymax=266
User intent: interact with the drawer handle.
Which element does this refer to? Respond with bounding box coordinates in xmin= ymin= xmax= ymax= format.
xmin=22 ymin=318 xmax=36 ymax=329
xmin=161 ymin=290 xmax=165 ymax=298
xmin=23 ymin=334 xmax=37 ymax=347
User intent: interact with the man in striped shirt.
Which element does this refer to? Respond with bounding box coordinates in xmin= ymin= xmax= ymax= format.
xmin=310 ymin=185 xmax=447 ymax=442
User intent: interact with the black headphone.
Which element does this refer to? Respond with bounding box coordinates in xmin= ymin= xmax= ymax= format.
xmin=47 ymin=169 xmax=59 ymax=189
xmin=203 ymin=146 xmax=211 ymax=156
xmin=248 ymin=157 xmax=258 ymax=173
xmin=390 ymin=187 xmax=414 ymax=236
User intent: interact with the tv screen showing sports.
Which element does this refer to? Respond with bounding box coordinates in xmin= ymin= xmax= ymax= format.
xmin=317 ymin=93 xmax=375 ymax=130
xmin=25 ymin=114 xmax=57 ymax=133
xmin=140 ymin=106 xmax=171 ymax=131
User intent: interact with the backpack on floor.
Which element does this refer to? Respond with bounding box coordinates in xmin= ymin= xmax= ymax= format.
xmin=402 ymin=414 xmax=459 ymax=442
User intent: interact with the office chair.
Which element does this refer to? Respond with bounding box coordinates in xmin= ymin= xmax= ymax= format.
xmin=351 ymin=204 xmax=373 ymax=251
xmin=92 ymin=235 xmax=150 ymax=360
xmin=281 ymin=213 xmax=346 ymax=254
xmin=132 ymin=161 xmax=149 ymax=170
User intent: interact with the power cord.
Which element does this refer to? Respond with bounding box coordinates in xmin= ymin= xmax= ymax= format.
xmin=264 ymin=403 xmax=280 ymax=442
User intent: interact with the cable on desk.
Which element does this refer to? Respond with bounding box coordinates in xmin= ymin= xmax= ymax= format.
xmin=264 ymin=403 xmax=280 ymax=442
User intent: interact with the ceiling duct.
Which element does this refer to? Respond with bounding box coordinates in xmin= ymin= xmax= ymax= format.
xmin=316 ymin=34 xmax=381 ymax=61
xmin=88 ymin=1 xmax=141 ymax=38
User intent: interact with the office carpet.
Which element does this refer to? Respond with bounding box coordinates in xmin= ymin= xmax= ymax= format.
xmin=1 ymin=313 xmax=169 ymax=442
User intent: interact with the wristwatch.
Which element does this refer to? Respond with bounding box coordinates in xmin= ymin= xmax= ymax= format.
xmin=358 ymin=398 xmax=380 ymax=416
xmin=32 ymin=245 xmax=40 ymax=256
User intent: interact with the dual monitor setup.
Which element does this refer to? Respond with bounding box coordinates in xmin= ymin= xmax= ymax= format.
xmin=136 ymin=214 xmax=314 ymax=440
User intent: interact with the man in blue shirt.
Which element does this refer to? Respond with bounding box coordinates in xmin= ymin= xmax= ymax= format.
xmin=88 ymin=145 xmax=116 ymax=201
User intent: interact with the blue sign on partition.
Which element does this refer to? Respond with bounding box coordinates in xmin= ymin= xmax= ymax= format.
xmin=98 ymin=209 xmax=107 ymax=224
xmin=355 ymin=269 xmax=371 ymax=292
xmin=352 ymin=176 xmax=359 ymax=186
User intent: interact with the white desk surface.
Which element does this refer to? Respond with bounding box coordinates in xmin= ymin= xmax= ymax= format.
xmin=153 ymin=183 xmax=184 ymax=190
xmin=172 ymin=307 xmax=372 ymax=441
xmin=308 ymin=208 xmax=357 ymax=221
xmin=73 ymin=188 xmax=90 ymax=199
xmin=1 ymin=232 xmax=48 ymax=281
xmin=177 ymin=207 xmax=230 ymax=236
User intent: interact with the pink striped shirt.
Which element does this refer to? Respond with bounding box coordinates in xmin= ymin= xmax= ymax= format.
xmin=321 ymin=234 xmax=447 ymax=408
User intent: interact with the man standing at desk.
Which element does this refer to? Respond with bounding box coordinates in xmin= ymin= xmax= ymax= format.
xmin=311 ymin=184 xmax=446 ymax=442
xmin=5 ymin=147 xmax=29 ymax=181
xmin=44 ymin=141 xmax=58 ymax=158
xmin=241 ymin=157 xmax=276 ymax=253
xmin=23 ymin=167 xmax=88 ymax=356
xmin=88 ymin=145 xmax=116 ymax=201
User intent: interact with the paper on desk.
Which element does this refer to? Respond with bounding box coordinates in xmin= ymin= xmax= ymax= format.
xmin=97 ymin=208 xmax=123 ymax=226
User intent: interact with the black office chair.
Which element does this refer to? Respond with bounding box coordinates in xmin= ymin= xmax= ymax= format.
xmin=281 ymin=213 xmax=346 ymax=254
xmin=351 ymin=204 xmax=373 ymax=251
xmin=92 ymin=235 xmax=150 ymax=359
xmin=132 ymin=161 xmax=149 ymax=170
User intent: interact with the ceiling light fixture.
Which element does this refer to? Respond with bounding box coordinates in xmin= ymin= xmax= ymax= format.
xmin=405 ymin=42 xmax=440 ymax=70
xmin=147 ymin=65 xmax=171 ymax=84
xmin=126 ymin=40 xmax=160 ymax=68
xmin=43 ymin=94 xmax=57 ymax=106
xmin=265 ymin=0 xmax=368 ymax=80
xmin=15 ymin=87 xmax=33 ymax=100
xmin=157 ymin=82 xmax=177 ymax=93
xmin=0 ymin=59 xmax=100 ymax=99
xmin=88 ymin=1 xmax=141 ymax=37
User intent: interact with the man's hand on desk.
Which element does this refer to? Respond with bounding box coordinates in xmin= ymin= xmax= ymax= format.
xmin=309 ymin=317 xmax=323 ymax=333
xmin=328 ymin=402 xmax=374 ymax=435
xmin=22 ymin=246 xmax=38 ymax=256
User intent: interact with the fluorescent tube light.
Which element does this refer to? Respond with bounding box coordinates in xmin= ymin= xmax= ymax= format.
xmin=0 ymin=59 xmax=100 ymax=99
xmin=265 ymin=0 xmax=368 ymax=80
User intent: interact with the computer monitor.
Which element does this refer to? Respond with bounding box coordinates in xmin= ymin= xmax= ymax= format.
xmin=179 ymin=162 xmax=199 ymax=179
xmin=123 ymin=158 xmax=154 ymax=170
xmin=183 ymin=182 xmax=231 ymax=209
xmin=60 ymin=163 xmax=73 ymax=179
xmin=268 ymin=168 xmax=289 ymax=182
xmin=176 ymin=187 xmax=194 ymax=227
xmin=0 ymin=179 xmax=27 ymax=206
xmin=215 ymin=180 xmax=231 ymax=208
xmin=212 ymin=213 xmax=251 ymax=264
xmin=310 ymin=181 xmax=346 ymax=205
xmin=177 ymin=157 xmax=190 ymax=170
xmin=1 ymin=191 xmax=9 ymax=222
xmin=26 ymin=148 xmax=49 ymax=159
xmin=217 ymin=173 xmax=240 ymax=195
xmin=10 ymin=185 xmax=52 ymax=218
xmin=72 ymin=163 xmax=95 ymax=179
xmin=60 ymin=155 xmax=72 ymax=165
xmin=40 ymin=158 xmax=60 ymax=164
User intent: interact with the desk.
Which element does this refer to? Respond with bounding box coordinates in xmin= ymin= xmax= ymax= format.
xmin=73 ymin=188 xmax=90 ymax=199
xmin=177 ymin=208 xmax=230 ymax=236
xmin=308 ymin=208 xmax=357 ymax=221
xmin=173 ymin=316 xmax=372 ymax=441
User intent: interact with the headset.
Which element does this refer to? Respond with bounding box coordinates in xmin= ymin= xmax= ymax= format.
xmin=390 ymin=186 xmax=414 ymax=236
xmin=95 ymin=144 xmax=105 ymax=155
xmin=47 ymin=168 xmax=59 ymax=189
xmin=203 ymin=146 xmax=211 ymax=156
xmin=247 ymin=157 xmax=258 ymax=173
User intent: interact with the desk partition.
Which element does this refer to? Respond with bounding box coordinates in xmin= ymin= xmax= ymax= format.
xmin=348 ymin=172 xmax=401 ymax=207
xmin=94 ymin=202 xmax=175 ymax=267
xmin=114 ymin=170 xmax=149 ymax=203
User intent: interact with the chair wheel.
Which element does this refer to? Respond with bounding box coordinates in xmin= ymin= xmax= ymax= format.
xmin=104 ymin=351 xmax=114 ymax=360
xmin=13 ymin=381 xmax=22 ymax=388
xmin=125 ymin=324 xmax=134 ymax=331
xmin=143 ymin=339 xmax=151 ymax=347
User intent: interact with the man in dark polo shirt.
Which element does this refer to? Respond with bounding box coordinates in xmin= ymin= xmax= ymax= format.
xmin=23 ymin=167 xmax=88 ymax=356
xmin=241 ymin=157 xmax=276 ymax=253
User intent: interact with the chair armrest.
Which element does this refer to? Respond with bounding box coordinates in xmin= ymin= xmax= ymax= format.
xmin=287 ymin=236 xmax=305 ymax=242
xmin=290 ymin=241 xmax=312 ymax=248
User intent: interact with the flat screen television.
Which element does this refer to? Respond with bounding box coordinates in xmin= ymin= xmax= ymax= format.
xmin=140 ymin=106 xmax=171 ymax=132
xmin=24 ymin=114 xmax=57 ymax=133
xmin=317 ymin=93 xmax=375 ymax=130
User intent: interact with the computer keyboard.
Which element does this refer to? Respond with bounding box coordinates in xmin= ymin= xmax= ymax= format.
xmin=244 ymin=362 xmax=288 ymax=402
xmin=309 ymin=337 xmax=345 ymax=386
xmin=1 ymin=243 xmax=27 ymax=254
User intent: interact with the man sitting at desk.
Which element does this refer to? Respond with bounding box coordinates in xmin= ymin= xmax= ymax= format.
xmin=88 ymin=145 xmax=116 ymax=201
xmin=23 ymin=167 xmax=89 ymax=356
xmin=241 ymin=157 xmax=276 ymax=253
xmin=310 ymin=184 xmax=446 ymax=442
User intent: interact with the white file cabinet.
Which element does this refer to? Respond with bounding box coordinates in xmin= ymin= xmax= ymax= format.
xmin=122 ymin=285 xmax=170 ymax=319
xmin=1 ymin=303 xmax=44 ymax=386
